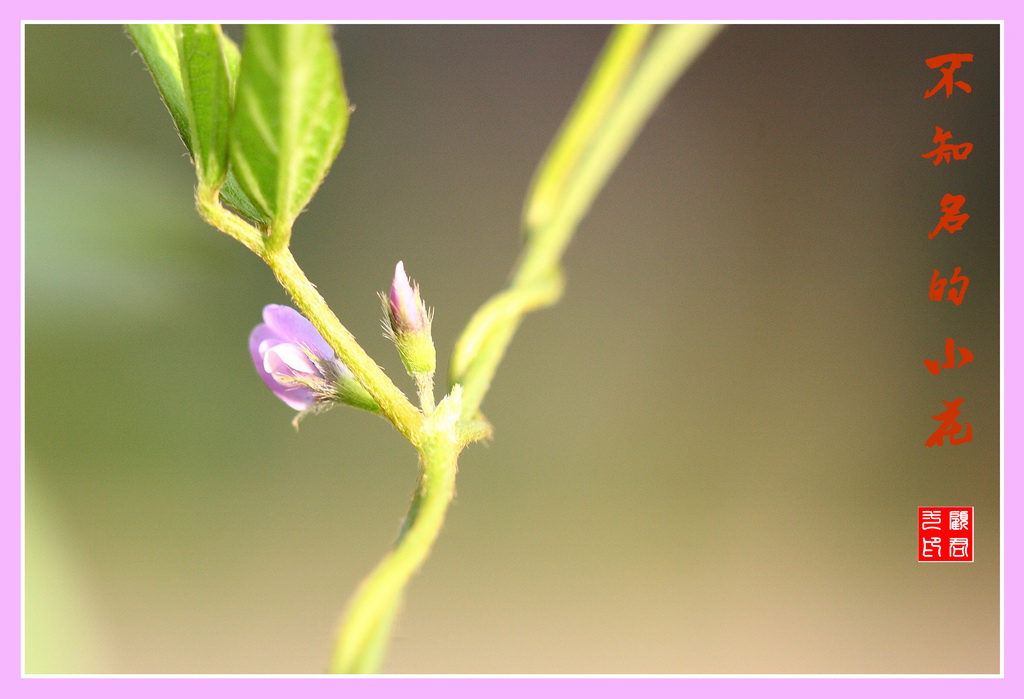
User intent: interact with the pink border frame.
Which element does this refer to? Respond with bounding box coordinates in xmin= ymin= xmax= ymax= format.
xmin=9 ymin=3 xmax=1018 ymax=696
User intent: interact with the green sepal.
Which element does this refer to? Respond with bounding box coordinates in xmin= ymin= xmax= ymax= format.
xmin=333 ymin=376 xmax=382 ymax=415
xmin=396 ymin=332 xmax=437 ymax=378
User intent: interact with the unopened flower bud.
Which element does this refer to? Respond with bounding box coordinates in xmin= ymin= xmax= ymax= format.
xmin=385 ymin=261 xmax=436 ymax=377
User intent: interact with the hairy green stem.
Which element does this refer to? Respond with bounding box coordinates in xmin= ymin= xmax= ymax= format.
xmin=196 ymin=184 xmax=265 ymax=254
xmin=414 ymin=373 xmax=436 ymax=415
xmin=262 ymin=246 xmax=424 ymax=442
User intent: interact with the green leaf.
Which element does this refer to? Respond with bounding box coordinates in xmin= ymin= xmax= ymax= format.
xmin=126 ymin=24 xmax=191 ymax=153
xmin=178 ymin=25 xmax=233 ymax=188
xmin=129 ymin=24 xmax=269 ymax=226
xmin=229 ymin=24 xmax=349 ymax=235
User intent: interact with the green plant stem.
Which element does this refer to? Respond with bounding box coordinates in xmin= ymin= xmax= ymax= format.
xmin=524 ymin=23 xmax=652 ymax=232
xmin=196 ymin=179 xmax=467 ymax=675
xmin=451 ymin=24 xmax=722 ymax=420
xmin=330 ymin=424 xmax=460 ymax=673
xmin=514 ymin=23 xmax=722 ymax=288
xmin=414 ymin=373 xmax=436 ymax=415
xmin=262 ymin=246 xmax=424 ymax=443
xmin=452 ymin=270 xmax=564 ymax=419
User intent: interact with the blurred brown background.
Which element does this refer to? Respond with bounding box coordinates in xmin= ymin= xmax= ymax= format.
xmin=25 ymin=24 xmax=1000 ymax=674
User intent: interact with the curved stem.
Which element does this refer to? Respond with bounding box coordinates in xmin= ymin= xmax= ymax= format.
xmin=514 ymin=23 xmax=723 ymax=288
xmin=451 ymin=270 xmax=564 ymax=419
xmin=330 ymin=431 xmax=459 ymax=673
xmin=524 ymin=23 xmax=652 ymax=232
xmin=451 ymin=24 xmax=723 ymax=418
xmin=196 ymin=184 xmax=265 ymax=255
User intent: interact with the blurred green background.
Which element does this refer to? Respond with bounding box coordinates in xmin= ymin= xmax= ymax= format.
xmin=25 ymin=24 xmax=1000 ymax=674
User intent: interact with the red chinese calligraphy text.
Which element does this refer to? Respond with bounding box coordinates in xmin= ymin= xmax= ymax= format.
xmin=924 ymin=53 xmax=974 ymax=99
xmin=922 ymin=126 xmax=973 ymax=165
xmin=929 ymin=194 xmax=969 ymax=239
xmin=929 ymin=267 xmax=969 ymax=306
xmin=925 ymin=398 xmax=972 ymax=447
xmin=924 ymin=337 xmax=974 ymax=375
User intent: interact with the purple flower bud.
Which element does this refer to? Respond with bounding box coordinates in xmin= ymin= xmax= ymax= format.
xmin=388 ymin=261 xmax=429 ymax=335
xmin=384 ymin=262 xmax=436 ymax=377
xmin=249 ymin=304 xmax=354 ymax=411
